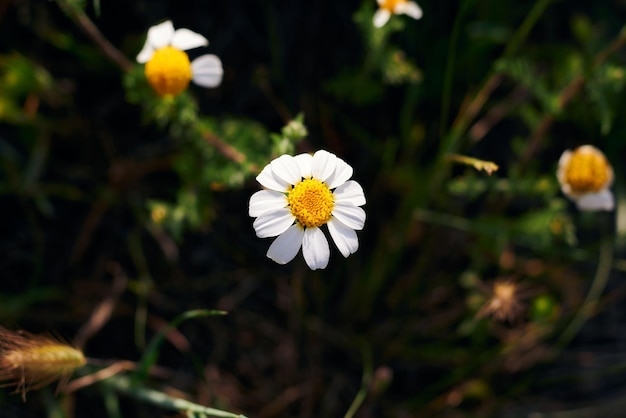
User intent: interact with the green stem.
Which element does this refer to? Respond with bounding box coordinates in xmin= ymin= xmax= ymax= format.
xmin=439 ymin=0 xmax=472 ymax=139
xmin=102 ymin=374 xmax=247 ymax=418
xmin=434 ymin=0 xmax=555 ymax=192
xmin=344 ymin=342 xmax=373 ymax=418
xmin=503 ymin=0 xmax=555 ymax=58
xmin=557 ymin=235 xmax=614 ymax=348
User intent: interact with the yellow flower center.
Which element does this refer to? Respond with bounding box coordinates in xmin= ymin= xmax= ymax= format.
xmin=144 ymin=46 xmax=192 ymax=97
xmin=564 ymin=149 xmax=611 ymax=193
xmin=287 ymin=178 xmax=334 ymax=228
xmin=379 ymin=0 xmax=406 ymax=12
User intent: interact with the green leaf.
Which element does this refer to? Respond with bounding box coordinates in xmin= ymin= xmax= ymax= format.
xmin=134 ymin=309 xmax=227 ymax=383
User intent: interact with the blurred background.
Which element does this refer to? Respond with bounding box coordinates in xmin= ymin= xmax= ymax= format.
xmin=2 ymin=0 xmax=626 ymax=417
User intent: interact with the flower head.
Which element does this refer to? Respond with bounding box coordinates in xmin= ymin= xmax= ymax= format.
xmin=137 ymin=20 xmax=223 ymax=97
xmin=373 ymin=0 xmax=423 ymax=28
xmin=476 ymin=280 xmax=525 ymax=322
xmin=557 ymin=145 xmax=614 ymax=211
xmin=0 ymin=328 xmax=86 ymax=400
xmin=249 ymin=150 xmax=366 ymax=270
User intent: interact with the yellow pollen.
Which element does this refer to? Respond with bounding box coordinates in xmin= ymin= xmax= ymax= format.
xmin=564 ymin=149 xmax=611 ymax=193
xmin=287 ymin=178 xmax=334 ymax=228
xmin=379 ymin=0 xmax=406 ymax=12
xmin=151 ymin=205 xmax=168 ymax=224
xmin=144 ymin=46 xmax=192 ymax=97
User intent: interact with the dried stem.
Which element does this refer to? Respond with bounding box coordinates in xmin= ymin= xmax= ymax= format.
xmin=202 ymin=131 xmax=248 ymax=165
xmin=56 ymin=0 xmax=133 ymax=72
xmin=519 ymin=27 xmax=626 ymax=165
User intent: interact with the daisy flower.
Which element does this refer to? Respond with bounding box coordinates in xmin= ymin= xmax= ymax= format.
xmin=249 ymin=150 xmax=366 ymax=270
xmin=136 ymin=20 xmax=223 ymax=97
xmin=557 ymin=145 xmax=614 ymax=211
xmin=373 ymin=0 xmax=423 ymax=28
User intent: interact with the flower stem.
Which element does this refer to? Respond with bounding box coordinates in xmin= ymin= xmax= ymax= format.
xmin=557 ymin=233 xmax=614 ymax=349
xmin=344 ymin=342 xmax=373 ymax=418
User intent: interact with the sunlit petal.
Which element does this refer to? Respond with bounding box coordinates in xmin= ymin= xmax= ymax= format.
xmin=253 ymin=209 xmax=294 ymax=238
xmin=576 ymin=190 xmax=614 ymax=211
xmin=249 ymin=190 xmax=287 ymax=217
xmin=257 ymin=164 xmax=290 ymax=192
xmin=147 ymin=20 xmax=175 ymax=49
xmin=373 ymin=9 xmax=391 ymax=28
xmin=271 ymin=154 xmax=302 ymax=185
xmin=191 ymin=55 xmax=223 ymax=87
xmin=556 ymin=150 xmax=572 ymax=192
xmin=332 ymin=203 xmax=366 ymax=231
xmin=312 ymin=150 xmax=338 ymax=182
xmin=294 ymin=153 xmax=313 ymax=178
xmin=325 ymin=157 xmax=353 ymax=189
xmin=267 ymin=225 xmax=304 ymax=265
xmin=395 ymin=2 xmax=423 ymax=19
xmin=136 ymin=44 xmax=155 ymax=64
xmin=327 ymin=218 xmax=359 ymax=258
xmin=171 ymin=28 xmax=209 ymax=51
xmin=302 ymin=228 xmax=330 ymax=270
xmin=333 ymin=180 xmax=366 ymax=208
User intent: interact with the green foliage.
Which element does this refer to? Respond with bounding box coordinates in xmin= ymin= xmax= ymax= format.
xmin=325 ymin=2 xmax=422 ymax=105
xmin=0 ymin=54 xmax=54 ymax=124
xmin=4 ymin=1 xmax=626 ymax=418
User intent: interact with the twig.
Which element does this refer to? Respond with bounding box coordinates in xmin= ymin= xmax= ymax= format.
xmin=64 ymin=360 xmax=136 ymax=394
xmin=202 ymin=131 xmax=247 ymax=164
xmin=74 ymin=262 xmax=129 ymax=350
xmin=519 ymin=26 xmax=626 ymax=165
xmin=55 ymin=0 xmax=133 ymax=72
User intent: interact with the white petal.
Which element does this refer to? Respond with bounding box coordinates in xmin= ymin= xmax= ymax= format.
xmin=267 ymin=225 xmax=304 ymax=265
xmin=327 ymin=218 xmax=359 ymax=258
xmin=312 ymin=150 xmax=338 ymax=182
xmin=253 ymin=208 xmax=294 ymax=238
xmin=256 ymin=163 xmax=290 ymax=192
xmin=191 ymin=55 xmax=223 ymax=87
xmin=373 ymin=9 xmax=391 ymax=28
xmin=325 ymin=157 xmax=353 ymax=189
xmin=576 ymin=190 xmax=614 ymax=211
xmin=147 ymin=20 xmax=175 ymax=49
xmin=294 ymin=153 xmax=313 ymax=178
xmin=271 ymin=154 xmax=302 ymax=185
xmin=556 ymin=150 xmax=572 ymax=193
xmin=395 ymin=2 xmax=423 ymax=19
xmin=333 ymin=180 xmax=366 ymax=207
xmin=332 ymin=203 xmax=366 ymax=231
xmin=171 ymin=28 xmax=209 ymax=51
xmin=302 ymin=228 xmax=330 ymax=270
xmin=376 ymin=0 xmax=384 ymax=4
xmin=249 ymin=190 xmax=287 ymax=217
xmin=136 ymin=44 xmax=155 ymax=64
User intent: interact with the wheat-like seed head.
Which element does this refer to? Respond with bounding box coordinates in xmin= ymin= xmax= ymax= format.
xmin=0 ymin=328 xmax=86 ymax=401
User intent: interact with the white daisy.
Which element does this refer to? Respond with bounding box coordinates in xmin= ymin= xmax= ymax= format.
xmin=249 ymin=150 xmax=366 ymax=270
xmin=373 ymin=0 xmax=423 ymax=28
xmin=556 ymin=145 xmax=614 ymax=211
xmin=136 ymin=20 xmax=223 ymax=97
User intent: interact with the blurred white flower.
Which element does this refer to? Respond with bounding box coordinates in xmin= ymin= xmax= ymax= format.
xmin=137 ymin=20 xmax=223 ymax=96
xmin=373 ymin=0 xmax=423 ymax=28
xmin=556 ymin=145 xmax=614 ymax=211
xmin=249 ymin=150 xmax=366 ymax=270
